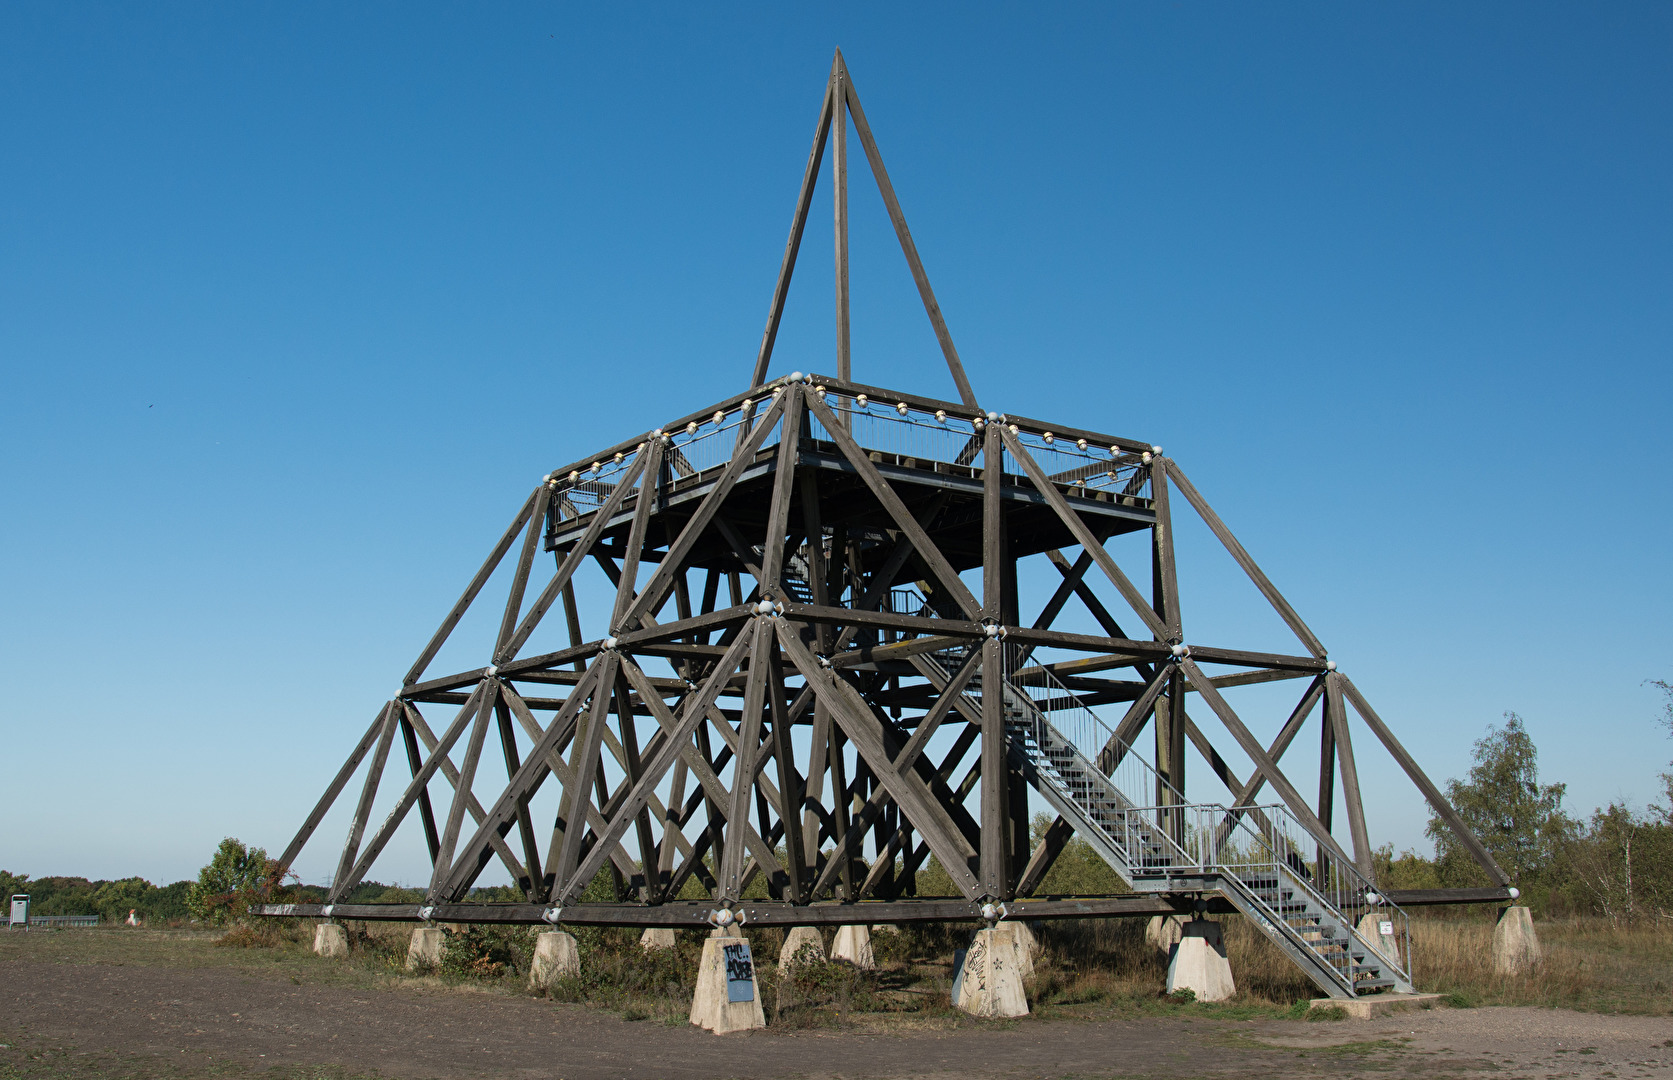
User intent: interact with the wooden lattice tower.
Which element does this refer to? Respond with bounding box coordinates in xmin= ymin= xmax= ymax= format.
xmin=264 ymin=52 xmax=1514 ymax=1000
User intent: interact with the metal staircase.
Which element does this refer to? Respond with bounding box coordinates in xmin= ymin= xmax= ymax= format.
xmin=932 ymin=646 xmax=1412 ymax=1000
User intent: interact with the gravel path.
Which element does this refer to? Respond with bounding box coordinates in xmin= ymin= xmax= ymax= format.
xmin=2 ymin=955 xmax=1670 ymax=1078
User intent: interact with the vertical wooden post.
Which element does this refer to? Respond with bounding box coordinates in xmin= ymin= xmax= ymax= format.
xmin=1316 ymin=689 xmax=1337 ymax=885
xmin=980 ymin=635 xmax=1006 ymax=898
xmin=828 ymin=723 xmax=853 ymax=899
xmin=767 ymin=636 xmax=807 ymax=903
xmin=980 ymin=420 xmax=1007 ymax=898
xmin=1326 ymin=672 xmax=1374 ymax=879
xmin=832 ymin=73 xmax=850 ymax=386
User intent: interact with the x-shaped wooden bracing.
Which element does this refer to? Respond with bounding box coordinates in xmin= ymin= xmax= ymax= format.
xmin=281 ymin=374 xmax=1509 ymax=914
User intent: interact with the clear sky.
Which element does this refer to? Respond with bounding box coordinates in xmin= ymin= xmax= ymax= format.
xmin=3 ymin=3 xmax=1669 ymax=886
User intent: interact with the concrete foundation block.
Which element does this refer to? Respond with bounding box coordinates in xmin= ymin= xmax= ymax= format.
xmin=952 ymin=927 xmax=1029 ymax=1018
xmin=640 ymin=927 xmax=677 ymax=952
xmin=690 ymin=933 xmax=765 ymax=1033
xmin=1166 ymin=920 xmax=1235 ymax=1002
xmin=528 ymin=931 xmax=580 ymax=989
xmin=1493 ymin=905 xmax=1542 ymax=975
xmin=830 ymin=924 xmax=874 ymax=969
xmin=778 ymin=926 xmax=825 ymax=972
xmin=1354 ymin=912 xmax=1401 ymax=967
xmin=986 ymin=921 xmax=1035 ymax=979
xmin=406 ymin=927 xmax=445 ymax=971
xmin=312 ymin=923 xmax=347 ymax=959
xmin=1309 ymin=991 xmax=1447 ymax=1019
xmin=1146 ymin=914 xmax=1187 ymax=958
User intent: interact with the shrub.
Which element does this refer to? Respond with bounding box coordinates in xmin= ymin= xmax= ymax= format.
xmin=186 ymin=838 xmax=280 ymax=924
xmin=440 ymin=924 xmax=530 ymax=979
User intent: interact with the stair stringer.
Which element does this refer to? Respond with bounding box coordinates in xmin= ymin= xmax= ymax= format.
xmin=1003 ymin=688 xmax=1412 ymax=1000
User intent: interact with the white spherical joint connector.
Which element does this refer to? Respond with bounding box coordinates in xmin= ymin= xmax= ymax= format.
xmin=817 ymin=654 xmax=833 ymax=669
xmin=602 ymin=636 xmax=620 ymax=652
xmin=485 ymin=664 xmax=499 ymax=677
xmin=1169 ymin=643 xmax=1189 ymax=659
xmin=979 ymin=902 xmax=1000 ymax=922
xmin=1043 ymin=431 xmax=1054 ymax=444
xmin=541 ymin=906 xmax=562 ymax=925
xmin=541 ymin=473 xmax=551 ymax=483
xmin=754 ymin=599 xmax=776 ymax=617
xmin=417 ymin=905 xmax=434 ymax=923
xmin=895 ymin=401 xmax=909 ymax=415
xmin=983 ymin=622 xmax=1006 ymax=639
xmin=934 ymin=409 xmax=947 ymax=423
xmin=790 ymin=371 xmax=804 ymax=383
xmin=855 ymin=393 xmax=868 ymax=406
xmin=1363 ymin=891 xmax=1381 ymax=907
xmin=685 ymin=421 xmax=699 ymax=435
xmin=1151 ymin=445 xmax=1163 ymax=456
xmin=1141 ymin=451 xmax=1153 ymax=464
xmin=1077 ymin=437 xmax=1088 ymax=451
xmin=1507 ymin=886 xmax=1521 ymax=900
xmin=711 ymin=907 xmax=736 ymax=928
xmin=1325 ymin=660 xmax=1337 ymax=672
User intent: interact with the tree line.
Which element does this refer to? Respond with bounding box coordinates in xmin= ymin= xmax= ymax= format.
xmin=1374 ymin=681 xmax=1673 ymax=922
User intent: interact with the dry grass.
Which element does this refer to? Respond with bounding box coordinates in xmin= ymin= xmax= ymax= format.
xmin=1028 ymin=912 xmax=1672 ymax=1018
xmin=1408 ymin=914 xmax=1673 ymax=1014
xmin=9 ymin=910 xmax=1666 ymax=1029
xmin=1029 ymin=915 xmax=1316 ymax=1019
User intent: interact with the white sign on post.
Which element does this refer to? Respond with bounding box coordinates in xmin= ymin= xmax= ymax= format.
xmin=1378 ymin=920 xmax=1394 ymax=937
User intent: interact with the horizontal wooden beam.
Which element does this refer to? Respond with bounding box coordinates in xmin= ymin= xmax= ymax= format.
xmin=258 ymin=893 xmax=1234 ymax=926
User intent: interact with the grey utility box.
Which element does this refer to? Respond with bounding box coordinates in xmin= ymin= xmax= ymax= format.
xmin=9 ymin=895 xmax=28 ymax=928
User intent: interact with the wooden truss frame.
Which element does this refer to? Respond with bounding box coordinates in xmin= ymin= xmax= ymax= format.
xmin=265 ymin=52 xmax=1511 ymax=932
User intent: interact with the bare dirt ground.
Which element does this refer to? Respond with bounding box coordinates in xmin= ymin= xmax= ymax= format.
xmin=3 ymin=930 xmax=1670 ymax=1080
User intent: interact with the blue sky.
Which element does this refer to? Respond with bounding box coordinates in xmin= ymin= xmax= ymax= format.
xmin=2 ymin=2 xmax=1669 ymax=885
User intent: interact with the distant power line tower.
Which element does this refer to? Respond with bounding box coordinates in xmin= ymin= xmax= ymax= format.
xmin=265 ymin=51 xmax=1512 ymax=1001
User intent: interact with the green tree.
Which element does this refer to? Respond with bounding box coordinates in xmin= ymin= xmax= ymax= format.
xmin=186 ymin=838 xmax=275 ymax=923
xmin=1426 ymin=711 xmax=1571 ymax=890
xmin=1651 ymin=679 xmax=1673 ymax=818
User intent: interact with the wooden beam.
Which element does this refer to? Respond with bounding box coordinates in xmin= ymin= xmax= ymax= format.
xmin=750 ymin=66 xmax=837 ymax=388
xmin=1337 ymin=673 xmax=1510 ymax=886
xmin=406 ymin=488 xmax=538 ymax=686
xmin=836 ymin=53 xmax=978 ymax=408
xmin=275 ymin=706 xmax=394 ymax=873
xmin=329 ymin=701 xmax=398 ymax=901
xmin=1163 ymin=458 xmax=1326 ymax=659
xmin=804 ymin=390 xmax=981 ymax=619
xmin=1001 ymin=426 xmax=1169 ymax=642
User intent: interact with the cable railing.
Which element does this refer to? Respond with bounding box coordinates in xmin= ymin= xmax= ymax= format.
xmin=1194 ymin=801 xmax=1411 ymax=989
xmin=995 ymin=649 xmax=1411 ymax=994
xmin=802 ymin=392 xmax=1152 ymax=501
xmin=1002 ymin=644 xmax=1184 ymax=818
xmin=546 ymin=380 xmax=1153 ymax=533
